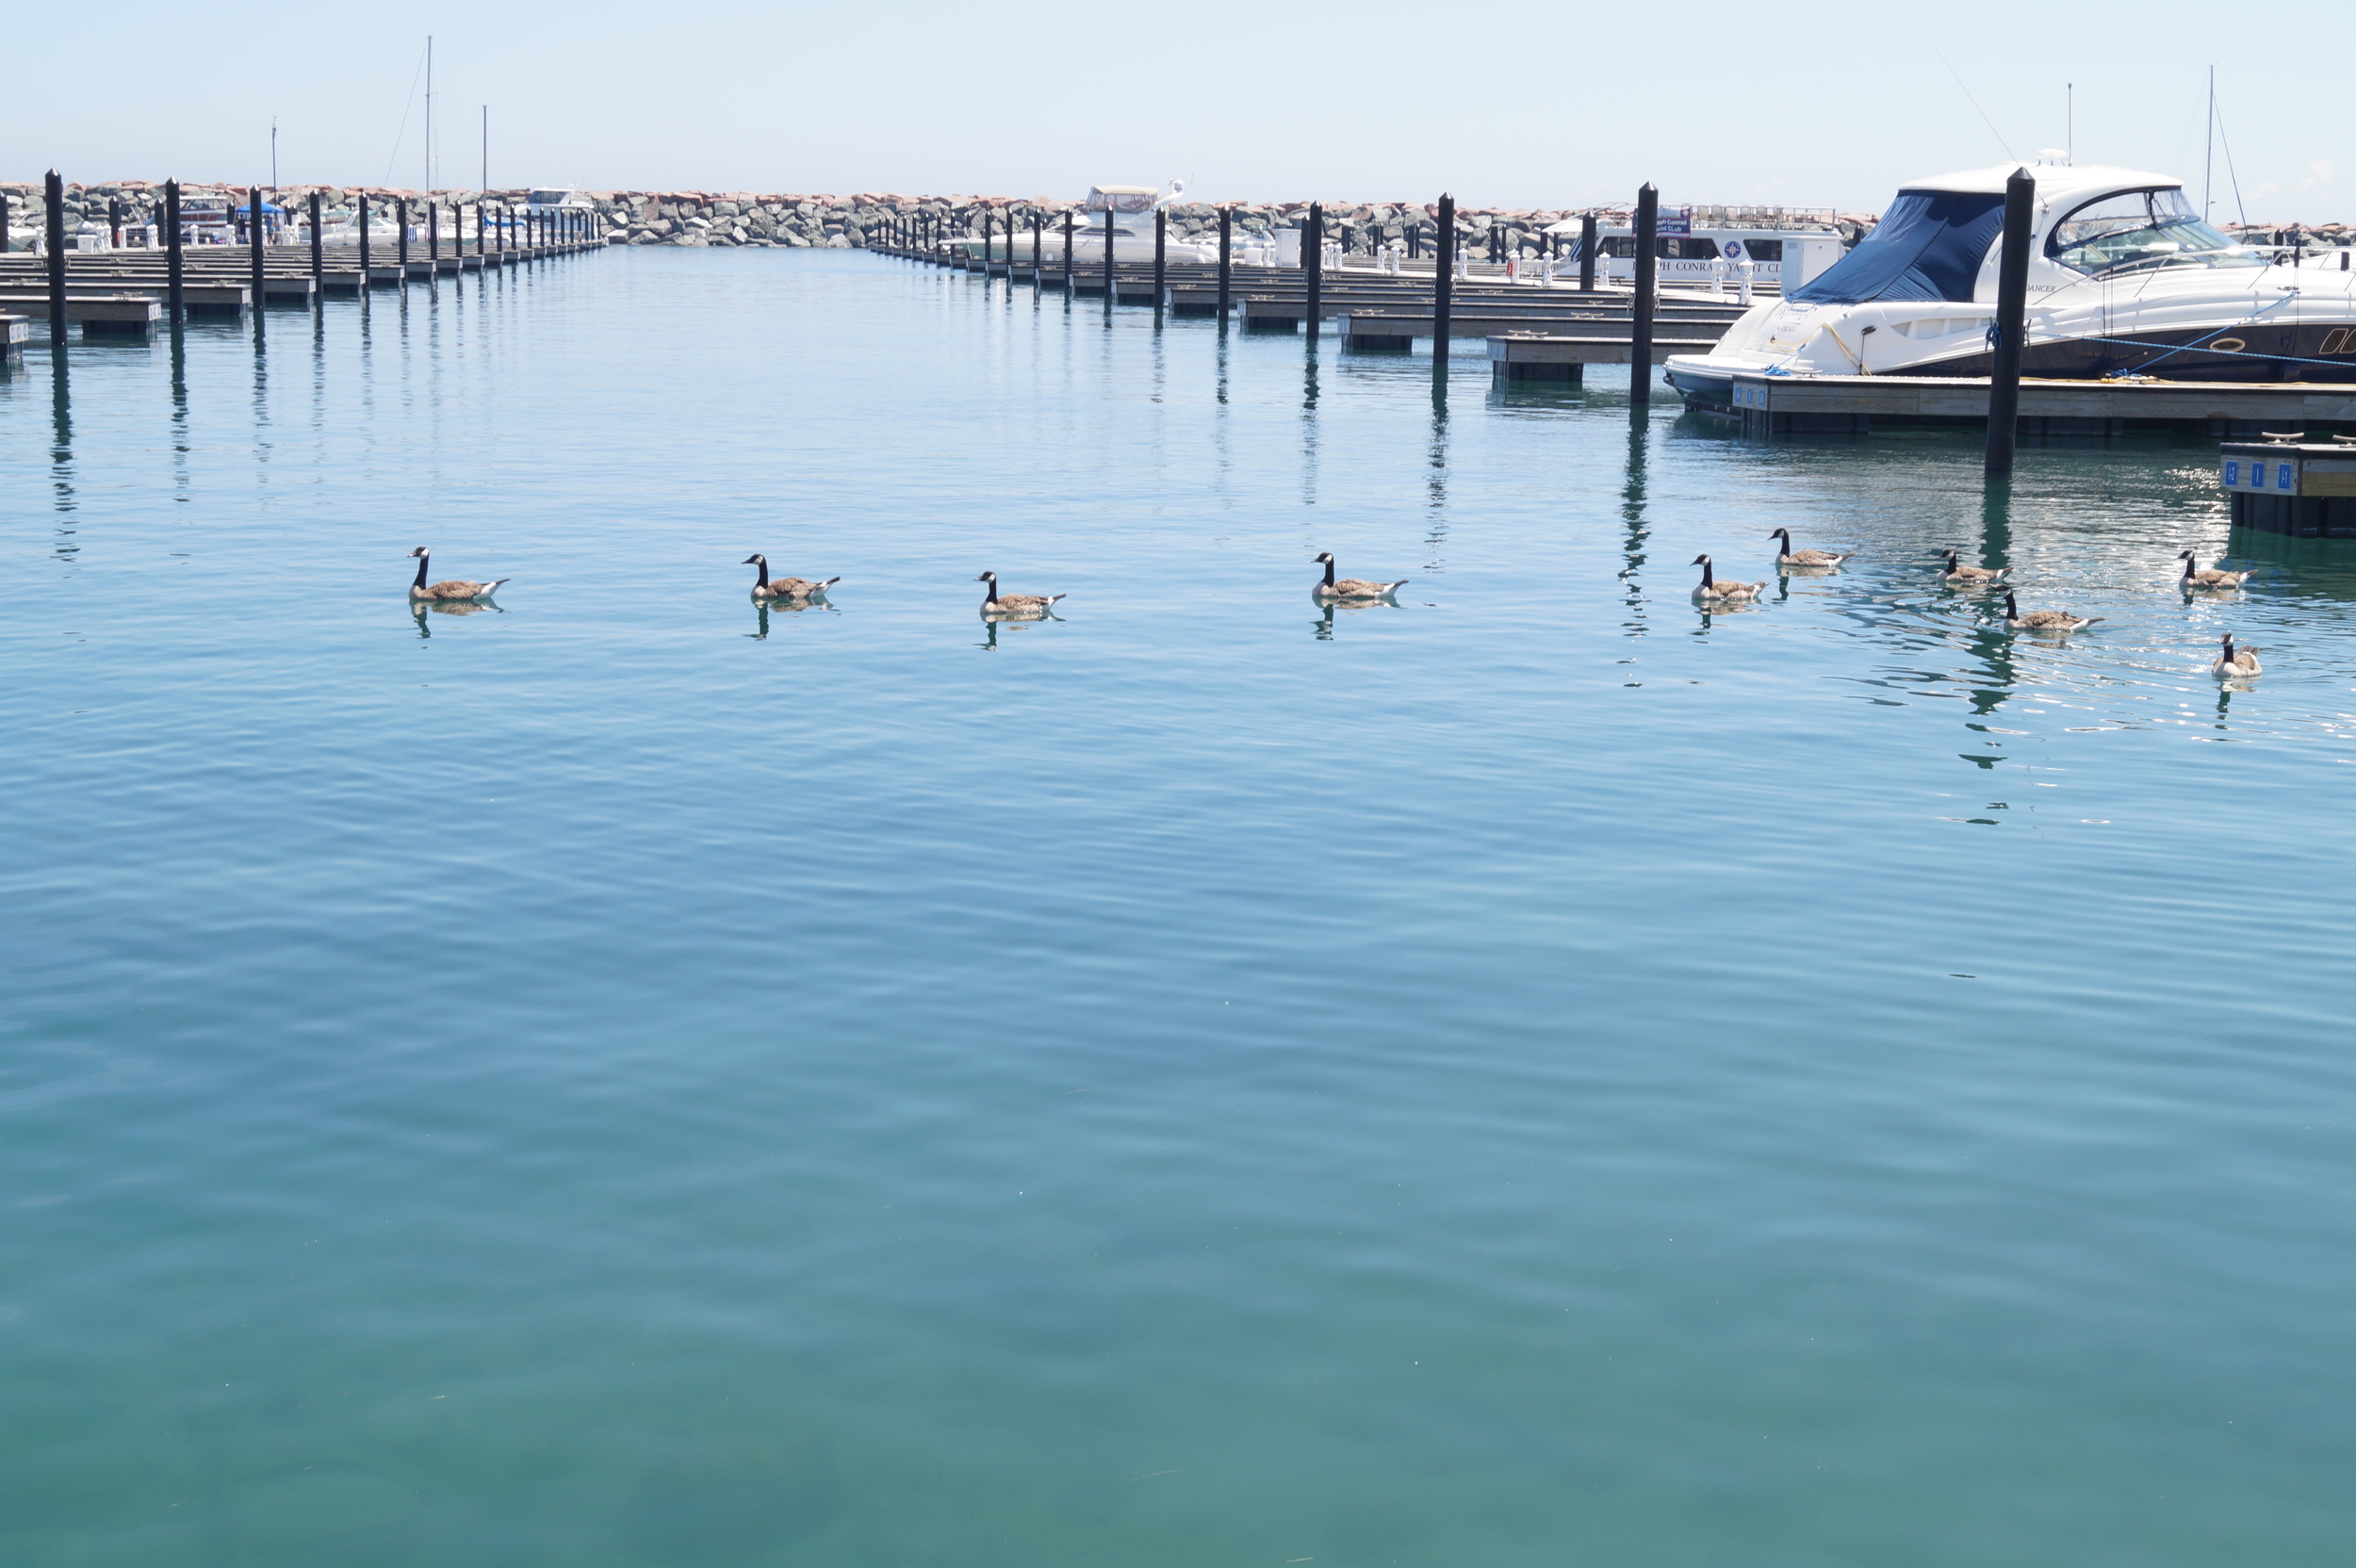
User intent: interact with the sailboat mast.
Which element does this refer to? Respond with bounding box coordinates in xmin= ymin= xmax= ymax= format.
xmin=425 ymin=36 xmax=434 ymax=196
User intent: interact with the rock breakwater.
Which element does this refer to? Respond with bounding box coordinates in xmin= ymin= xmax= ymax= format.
xmin=11 ymin=179 xmax=2351 ymax=259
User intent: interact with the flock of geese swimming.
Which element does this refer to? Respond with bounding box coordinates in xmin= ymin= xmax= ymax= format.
xmin=409 ymin=531 xmax=2269 ymax=679
xmin=1686 ymin=531 xmax=2265 ymax=679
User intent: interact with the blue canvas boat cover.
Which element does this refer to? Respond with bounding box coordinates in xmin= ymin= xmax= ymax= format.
xmin=1787 ymin=189 xmax=2007 ymax=304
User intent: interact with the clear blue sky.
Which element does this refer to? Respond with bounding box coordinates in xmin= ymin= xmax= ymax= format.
xmin=6 ymin=0 xmax=2348 ymax=218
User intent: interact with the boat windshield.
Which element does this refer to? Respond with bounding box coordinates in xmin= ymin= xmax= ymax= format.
xmin=1787 ymin=188 xmax=2007 ymax=304
xmin=1085 ymin=188 xmax=1157 ymax=215
xmin=2045 ymin=187 xmax=2261 ymax=276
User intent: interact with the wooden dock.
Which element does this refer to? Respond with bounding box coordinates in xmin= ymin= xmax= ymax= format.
xmin=1697 ymin=369 xmax=2356 ymax=436
xmin=2220 ymin=439 xmax=2356 ymax=535
xmin=0 ymin=227 xmax=603 ymax=341
xmin=880 ymin=238 xmax=1749 ymax=354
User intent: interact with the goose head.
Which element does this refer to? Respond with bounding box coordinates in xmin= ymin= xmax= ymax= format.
xmin=1690 ymin=554 xmax=1711 ymax=566
xmin=1313 ymin=552 xmax=1335 ymax=564
xmin=743 ymin=554 xmax=766 ymax=567
xmin=409 ymin=547 xmax=429 ymax=559
xmin=975 ymin=571 xmax=998 ymax=584
xmin=2178 ymin=549 xmax=2198 ymax=561
xmin=1768 ymin=528 xmax=1791 ymax=541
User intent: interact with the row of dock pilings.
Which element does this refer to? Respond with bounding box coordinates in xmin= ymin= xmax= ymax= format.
xmin=6 ymin=172 xmax=604 ymax=364
xmin=877 ymin=188 xmax=1685 ymax=406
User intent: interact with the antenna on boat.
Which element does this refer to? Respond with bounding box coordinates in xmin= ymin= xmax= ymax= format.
xmin=2203 ymin=66 xmax=2215 ymax=221
xmin=1932 ymin=45 xmax=2015 ymax=162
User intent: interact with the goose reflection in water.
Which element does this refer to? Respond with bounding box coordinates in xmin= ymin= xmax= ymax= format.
xmin=1311 ymin=596 xmax=1418 ymax=640
xmin=411 ymin=600 xmax=501 ymax=637
xmin=746 ymin=597 xmax=838 ymax=640
xmin=976 ymin=617 xmax=1057 ymax=651
xmin=1690 ymin=600 xmax=1762 ymax=633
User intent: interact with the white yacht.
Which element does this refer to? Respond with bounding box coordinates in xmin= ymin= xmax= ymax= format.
xmin=962 ymin=182 xmax=1221 ymax=264
xmin=1544 ymin=205 xmax=1847 ymax=292
xmin=1665 ymin=159 xmax=2356 ymax=401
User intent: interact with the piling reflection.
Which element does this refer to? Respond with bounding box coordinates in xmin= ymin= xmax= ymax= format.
xmin=50 ymin=347 xmax=74 ymax=521
xmin=170 ymin=328 xmax=189 ymax=503
xmin=1301 ymin=351 xmax=1321 ymax=508
xmin=1618 ymin=416 xmax=1649 ymax=640
xmin=1425 ymin=400 xmax=1449 ymax=518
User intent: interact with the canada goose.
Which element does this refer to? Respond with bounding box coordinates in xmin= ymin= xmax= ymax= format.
xmin=2177 ymin=550 xmax=2255 ymax=589
xmin=1312 ymin=552 xmax=1409 ymax=599
xmin=407 ymin=547 xmax=508 ymax=602
xmin=976 ymin=571 xmax=1065 ymax=614
xmin=2001 ymin=590 xmax=2102 ymax=632
xmin=1690 ymin=555 xmax=1765 ymax=601
xmin=2211 ymin=632 xmax=2262 ymax=678
xmin=744 ymin=555 xmax=839 ymax=599
xmin=1940 ymin=549 xmax=2009 ymax=583
xmin=1768 ymin=528 xmax=1852 ymax=567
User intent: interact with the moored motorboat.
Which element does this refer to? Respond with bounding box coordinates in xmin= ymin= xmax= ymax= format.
xmin=1665 ymin=159 xmax=2356 ymax=403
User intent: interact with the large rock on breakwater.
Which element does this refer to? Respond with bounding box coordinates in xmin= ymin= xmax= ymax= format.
xmin=9 ymin=181 xmax=2348 ymax=260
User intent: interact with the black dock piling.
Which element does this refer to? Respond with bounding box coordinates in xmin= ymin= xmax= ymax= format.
xmin=1579 ymin=213 xmax=1596 ymax=292
xmin=249 ymin=188 xmax=265 ymax=311
xmin=1032 ymin=212 xmax=1042 ymax=275
xmin=1629 ymin=185 xmax=1658 ymax=408
xmin=1305 ymin=203 xmax=1322 ymax=346
xmin=309 ymin=191 xmax=323 ymax=287
xmin=165 ymin=179 xmax=184 ymax=326
xmin=45 ymin=171 xmax=67 ymax=346
xmin=1984 ymin=166 xmax=2036 ymax=479
xmin=1432 ymin=193 xmax=1454 ymax=387
xmin=109 ymin=197 xmax=123 ymax=248
xmin=393 ymin=197 xmax=404 ymax=270
xmin=2 ymin=192 xmax=9 ymax=253
xmin=1218 ymin=206 xmax=1232 ymax=325
xmin=1063 ymin=210 xmax=1074 ymax=290
xmin=428 ymin=202 xmax=439 ymax=265
xmin=1153 ymin=207 xmax=1167 ymax=315
xmin=1103 ymin=205 xmax=1114 ymax=302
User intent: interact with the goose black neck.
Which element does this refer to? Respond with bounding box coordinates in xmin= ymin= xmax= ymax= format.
xmin=980 ymin=578 xmax=997 ymax=607
xmin=1321 ymin=558 xmax=1336 ymax=586
xmin=413 ymin=553 xmax=428 ymax=589
xmin=2182 ymin=556 xmax=2196 ymax=580
xmin=1698 ymin=560 xmax=1714 ymax=587
xmin=751 ymin=558 xmax=769 ymax=589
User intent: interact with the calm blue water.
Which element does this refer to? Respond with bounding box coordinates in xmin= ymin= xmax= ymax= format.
xmin=5 ymin=250 xmax=2352 ymax=1565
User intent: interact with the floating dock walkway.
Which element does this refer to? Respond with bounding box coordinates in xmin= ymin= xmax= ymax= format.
xmin=1693 ymin=370 xmax=2356 ymax=438
xmin=877 ymin=235 xmax=1749 ymax=376
xmin=1 ymin=203 xmax=604 ymax=347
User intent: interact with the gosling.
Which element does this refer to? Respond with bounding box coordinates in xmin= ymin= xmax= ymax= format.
xmin=744 ymin=555 xmax=840 ymax=599
xmin=976 ymin=571 xmax=1065 ymax=615
xmin=1769 ymin=528 xmax=1852 ymax=567
xmin=1691 ymin=554 xmax=1766 ymax=602
xmin=1312 ymin=553 xmax=1409 ymax=599
xmin=1940 ymin=549 xmax=2009 ymax=584
xmin=2211 ymin=632 xmax=2262 ymax=678
xmin=2001 ymin=590 xmax=2102 ymax=631
xmin=2177 ymin=550 xmax=2255 ymax=590
xmin=406 ymin=547 xmax=508 ymax=602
